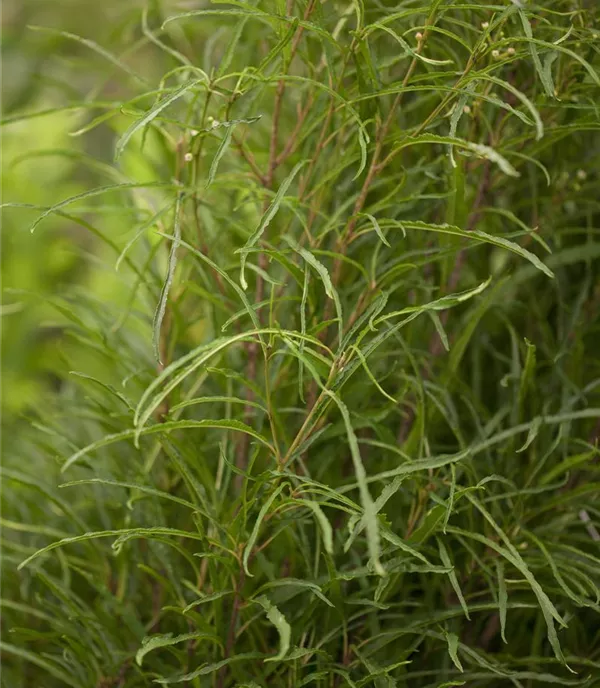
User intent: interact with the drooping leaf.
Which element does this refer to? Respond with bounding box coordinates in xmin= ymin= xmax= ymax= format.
xmin=254 ymin=595 xmax=291 ymax=662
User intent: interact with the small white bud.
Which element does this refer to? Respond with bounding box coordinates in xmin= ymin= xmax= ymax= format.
xmin=211 ymin=120 xmax=220 ymax=129
xmin=481 ymin=21 xmax=489 ymax=29
xmin=507 ymin=47 xmax=515 ymax=55
xmin=207 ymin=115 xmax=214 ymax=122
xmin=463 ymin=105 xmax=471 ymax=114
xmin=190 ymin=129 xmax=199 ymax=137
xmin=184 ymin=152 xmax=193 ymax=162
xmin=492 ymin=49 xmax=500 ymax=59
xmin=415 ymin=32 xmax=423 ymax=41
xmin=577 ymin=169 xmax=587 ymax=180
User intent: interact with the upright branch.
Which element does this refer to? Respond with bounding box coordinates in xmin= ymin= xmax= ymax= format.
xmin=234 ymin=0 xmax=316 ymax=483
xmin=318 ymin=19 xmax=437 ymax=336
xmin=226 ymin=3 xmax=317 ymax=681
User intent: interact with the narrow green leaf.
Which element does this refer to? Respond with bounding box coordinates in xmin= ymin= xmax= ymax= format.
xmin=463 ymin=495 xmax=572 ymax=669
xmin=479 ymin=74 xmax=544 ymax=140
xmin=184 ymin=591 xmax=234 ymax=613
xmin=115 ymin=201 xmax=175 ymax=271
xmin=158 ymin=233 xmax=264 ymax=328
xmin=163 ymin=7 xmax=338 ymax=47
xmin=153 ymin=192 xmax=182 ymax=363
xmin=448 ymin=85 xmax=475 ymax=167
xmin=243 ymin=483 xmax=286 ymax=577
xmin=0 ymin=642 xmax=79 ymax=687
xmin=385 ymin=221 xmax=554 ymax=278
xmin=443 ymin=631 xmax=464 ymax=672
xmin=348 ymin=345 xmax=397 ymax=403
xmin=137 ymin=632 xmax=220 ymax=666
xmin=429 ymin=311 xmax=449 ymax=352
xmin=345 ymin=475 xmax=403 ymax=553
xmin=23 ymin=181 xmax=172 ymax=233
xmin=518 ymin=338 xmax=537 ymax=411
xmin=154 ymin=653 xmax=264 ymax=683
xmin=170 ymin=395 xmax=267 ymax=415
xmin=520 ymin=10 xmax=555 ymax=98
xmin=437 ymin=538 xmax=470 ymax=619
xmin=254 ymin=595 xmax=291 ymax=662
xmin=524 ymin=530 xmax=590 ymax=609
xmin=19 ymin=527 xmax=205 ymax=570
xmin=374 ymin=279 xmax=492 ymax=327
xmin=60 ymin=478 xmax=198 ymax=511
xmin=512 ymin=36 xmax=600 ymax=88
xmin=496 ymin=560 xmax=508 ymax=643
xmin=141 ymin=6 xmax=192 ymax=67
xmin=256 ymin=17 xmax=298 ymax=74
xmin=63 ymin=419 xmax=274 ymax=472
xmin=293 ymin=499 xmax=333 ymax=554
xmin=372 ymin=22 xmax=452 ymax=66
xmin=325 ymin=390 xmax=384 ymax=575
xmin=443 ymin=463 xmax=457 ymax=534
xmin=256 ymin=578 xmax=334 ymax=608
xmin=217 ymin=16 xmax=250 ymax=77
xmin=115 ymin=79 xmax=207 ymax=159
xmin=237 ymin=161 xmax=306 ymax=290
xmin=285 ymin=237 xmax=344 ymax=343
xmin=516 ymin=416 xmax=542 ymax=453
xmin=361 ymin=213 xmax=390 ymax=247
xmin=206 ymin=126 xmax=235 ymax=188
xmin=392 ymin=133 xmax=520 ymax=177
xmin=28 ymin=25 xmax=148 ymax=85
xmin=298 ymin=264 xmax=310 ymax=401
xmin=342 ymin=448 xmax=469 ymax=489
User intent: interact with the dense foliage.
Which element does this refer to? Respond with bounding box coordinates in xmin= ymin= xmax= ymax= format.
xmin=2 ymin=1 xmax=600 ymax=686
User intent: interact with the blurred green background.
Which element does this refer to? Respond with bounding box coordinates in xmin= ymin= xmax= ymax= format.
xmin=2 ymin=0 xmax=172 ymax=422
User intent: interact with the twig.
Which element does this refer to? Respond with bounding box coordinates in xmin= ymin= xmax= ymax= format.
xmin=232 ymin=132 xmax=266 ymax=184
xmin=216 ymin=565 xmax=246 ymax=688
xmin=274 ymin=95 xmax=314 ymax=168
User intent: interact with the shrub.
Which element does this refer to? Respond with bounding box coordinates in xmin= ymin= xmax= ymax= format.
xmin=2 ymin=1 xmax=600 ymax=686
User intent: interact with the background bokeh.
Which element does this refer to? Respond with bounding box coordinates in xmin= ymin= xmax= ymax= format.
xmin=2 ymin=0 xmax=180 ymax=421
